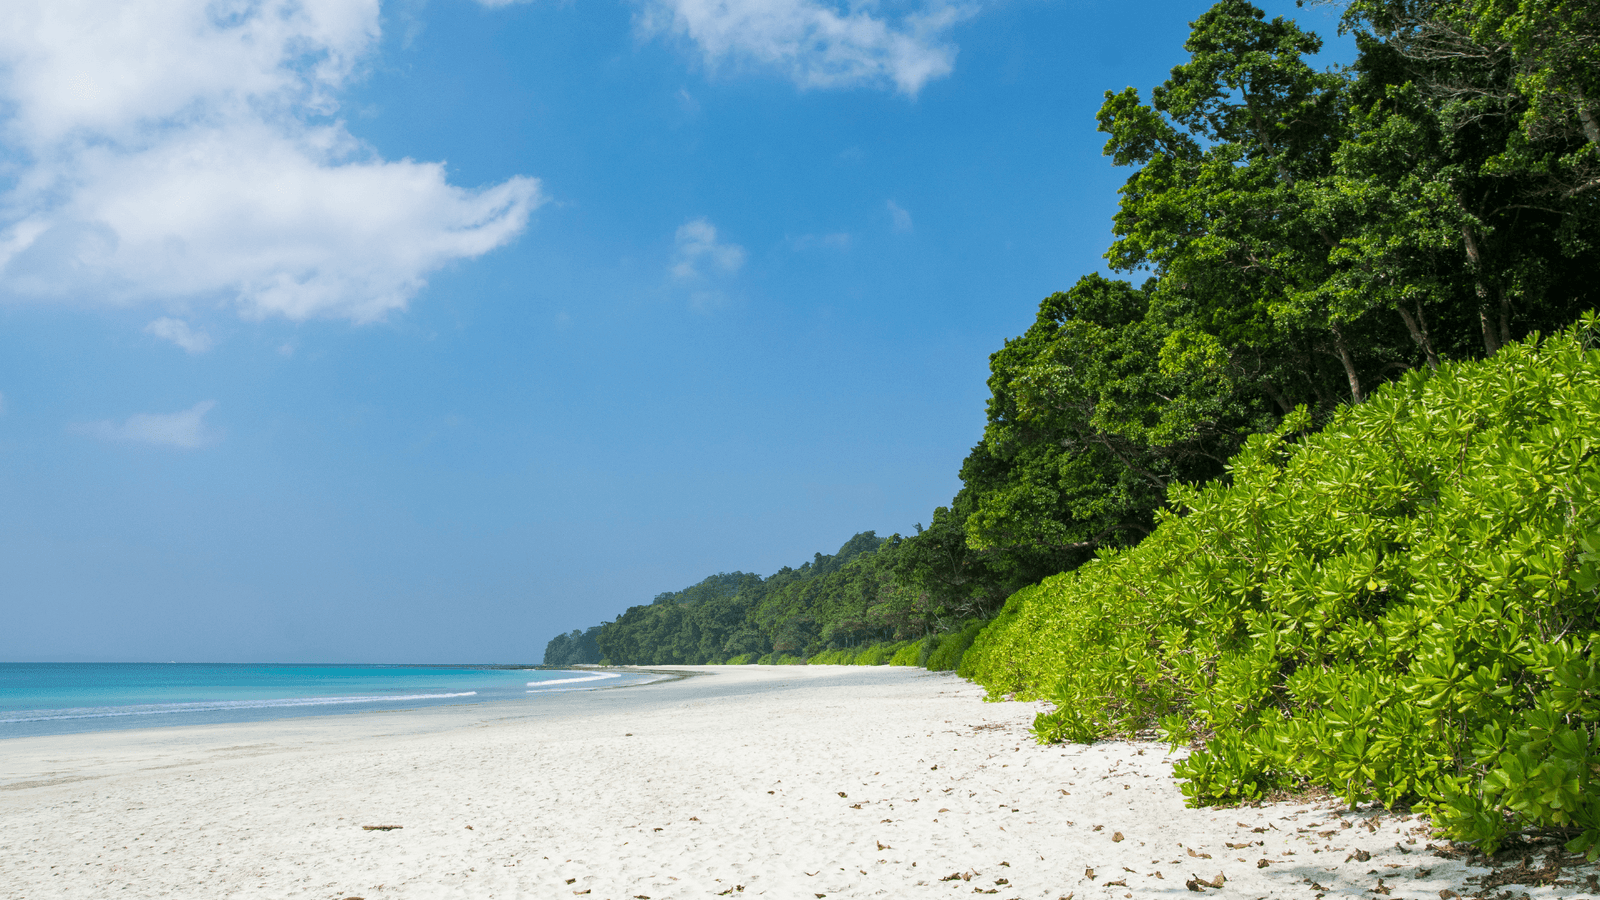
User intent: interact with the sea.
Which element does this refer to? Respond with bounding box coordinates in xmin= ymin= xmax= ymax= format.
xmin=0 ymin=662 xmax=656 ymax=739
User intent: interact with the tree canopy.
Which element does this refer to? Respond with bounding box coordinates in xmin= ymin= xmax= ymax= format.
xmin=544 ymin=0 xmax=1597 ymax=685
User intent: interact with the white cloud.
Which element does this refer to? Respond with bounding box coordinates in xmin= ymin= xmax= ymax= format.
xmin=144 ymin=317 xmax=214 ymax=354
xmin=75 ymin=400 xmax=220 ymax=449
xmin=637 ymin=0 xmax=975 ymax=95
xmin=671 ymin=218 xmax=746 ymax=280
xmin=0 ymin=0 xmax=542 ymax=323
xmin=887 ymin=199 xmax=913 ymax=232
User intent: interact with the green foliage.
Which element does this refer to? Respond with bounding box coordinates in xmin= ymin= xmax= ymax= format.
xmin=542 ymin=625 xmax=603 ymax=666
xmin=889 ymin=642 xmax=923 ymax=666
xmin=1344 ymin=0 xmax=1600 ymax=202
xmin=594 ymin=532 xmax=923 ymax=665
xmin=927 ymin=620 xmax=988 ymax=672
xmin=576 ymin=531 xmax=986 ymax=671
xmin=557 ymin=10 xmax=1598 ymax=853
xmin=963 ymin=325 xmax=1600 ymax=855
xmin=808 ymin=648 xmax=852 ymax=665
xmin=890 ymin=0 xmax=1593 ymax=638
xmin=853 ymin=643 xmax=894 ymax=666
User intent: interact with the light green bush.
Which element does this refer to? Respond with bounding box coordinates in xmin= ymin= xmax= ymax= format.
xmin=808 ymin=648 xmax=851 ymax=665
xmin=852 ymin=643 xmax=893 ymax=665
xmin=963 ymin=322 xmax=1600 ymax=857
xmin=928 ymin=621 xmax=987 ymax=672
xmin=723 ymin=653 xmax=755 ymax=665
xmin=889 ymin=641 xmax=922 ymax=666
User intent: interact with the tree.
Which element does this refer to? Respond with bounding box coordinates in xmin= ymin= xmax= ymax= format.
xmin=1334 ymin=0 xmax=1600 ymax=353
xmin=1097 ymin=0 xmax=1385 ymax=401
xmin=542 ymin=626 xmax=603 ymax=666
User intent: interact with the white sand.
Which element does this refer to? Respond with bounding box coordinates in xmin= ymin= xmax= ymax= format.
xmin=0 ymin=666 xmax=1585 ymax=899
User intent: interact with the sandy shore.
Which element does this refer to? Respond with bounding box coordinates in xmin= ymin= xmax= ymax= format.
xmin=0 ymin=665 xmax=1587 ymax=899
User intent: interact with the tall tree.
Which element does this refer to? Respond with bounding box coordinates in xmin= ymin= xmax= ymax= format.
xmin=1097 ymin=0 xmax=1385 ymax=401
xmin=1336 ymin=0 xmax=1600 ymax=353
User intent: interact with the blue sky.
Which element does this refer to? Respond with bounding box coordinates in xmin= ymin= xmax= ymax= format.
xmin=0 ymin=0 xmax=1349 ymax=662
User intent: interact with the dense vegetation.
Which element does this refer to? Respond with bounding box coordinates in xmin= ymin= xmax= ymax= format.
xmin=566 ymin=532 xmax=983 ymax=666
xmin=543 ymin=0 xmax=1599 ymax=851
xmin=964 ymin=322 xmax=1600 ymax=855
xmin=541 ymin=625 xmax=603 ymax=667
xmin=539 ymin=524 xmax=1009 ymax=668
xmin=863 ymin=0 xmax=1596 ymax=625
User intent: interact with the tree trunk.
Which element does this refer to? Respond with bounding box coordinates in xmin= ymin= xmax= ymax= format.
xmin=1329 ymin=321 xmax=1364 ymax=403
xmin=1260 ymin=379 xmax=1294 ymax=415
xmin=1478 ymin=297 xmax=1500 ymax=355
xmin=1578 ymin=95 xmax=1600 ymax=148
xmin=1396 ymin=303 xmax=1440 ymax=370
xmin=1460 ymin=224 xmax=1500 ymax=355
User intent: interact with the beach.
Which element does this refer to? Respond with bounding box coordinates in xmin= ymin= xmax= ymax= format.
xmin=0 ymin=666 xmax=1583 ymax=899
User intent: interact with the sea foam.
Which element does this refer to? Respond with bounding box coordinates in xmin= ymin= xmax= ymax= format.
xmin=527 ymin=672 xmax=622 ymax=692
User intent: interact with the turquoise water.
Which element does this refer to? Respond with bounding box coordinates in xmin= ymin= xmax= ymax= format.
xmin=0 ymin=663 xmax=638 ymax=738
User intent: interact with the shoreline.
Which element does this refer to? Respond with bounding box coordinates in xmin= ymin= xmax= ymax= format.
xmin=0 ymin=664 xmax=676 ymax=742
xmin=0 ymin=666 xmax=1585 ymax=899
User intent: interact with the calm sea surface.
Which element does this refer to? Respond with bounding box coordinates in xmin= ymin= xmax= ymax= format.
xmin=0 ymin=663 xmax=644 ymax=739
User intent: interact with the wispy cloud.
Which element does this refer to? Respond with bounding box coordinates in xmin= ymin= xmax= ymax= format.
xmin=636 ymin=0 xmax=976 ymax=96
xmin=887 ymin=199 xmax=913 ymax=233
xmin=671 ymin=218 xmax=746 ymax=280
xmin=0 ymin=0 xmax=541 ymax=323
xmin=75 ymin=400 xmax=220 ymax=450
xmin=144 ymin=317 xmax=214 ymax=354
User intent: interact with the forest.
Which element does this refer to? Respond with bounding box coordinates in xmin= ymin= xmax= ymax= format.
xmin=544 ymin=0 xmax=1600 ymax=853
xmin=549 ymin=0 xmax=1597 ymax=668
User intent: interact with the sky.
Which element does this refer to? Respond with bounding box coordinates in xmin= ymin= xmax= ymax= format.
xmin=0 ymin=0 xmax=1351 ymax=663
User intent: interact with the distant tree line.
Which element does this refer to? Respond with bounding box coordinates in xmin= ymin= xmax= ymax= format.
xmin=591 ymin=532 xmax=911 ymax=665
xmin=541 ymin=626 xmax=603 ymax=666
xmin=544 ymin=0 xmax=1598 ymax=667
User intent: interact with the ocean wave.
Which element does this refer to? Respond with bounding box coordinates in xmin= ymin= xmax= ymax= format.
xmin=0 ymin=691 xmax=479 ymax=724
xmin=526 ymin=671 xmax=623 ymax=692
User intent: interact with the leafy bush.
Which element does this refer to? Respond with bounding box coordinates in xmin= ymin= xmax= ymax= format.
xmin=963 ymin=323 xmax=1600 ymax=856
xmin=808 ymin=648 xmax=851 ymax=665
xmin=723 ymin=653 xmax=755 ymax=665
xmin=852 ymin=643 xmax=892 ymax=665
xmin=890 ymin=641 xmax=923 ymax=666
xmin=927 ymin=620 xmax=988 ymax=672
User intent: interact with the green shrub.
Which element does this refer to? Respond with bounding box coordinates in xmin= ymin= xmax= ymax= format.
xmin=724 ymin=653 xmax=754 ymax=665
xmin=808 ymin=648 xmax=850 ymax=665
xmin=927 ymin=621 xmax=988 ymax=672
xmin=852 ymin=643 xmax=892 ymax=665
xmin=963 ymin=322 xmax=1600 ymax=857
xmin=889 ymin=641 xmax=923 ymax=666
